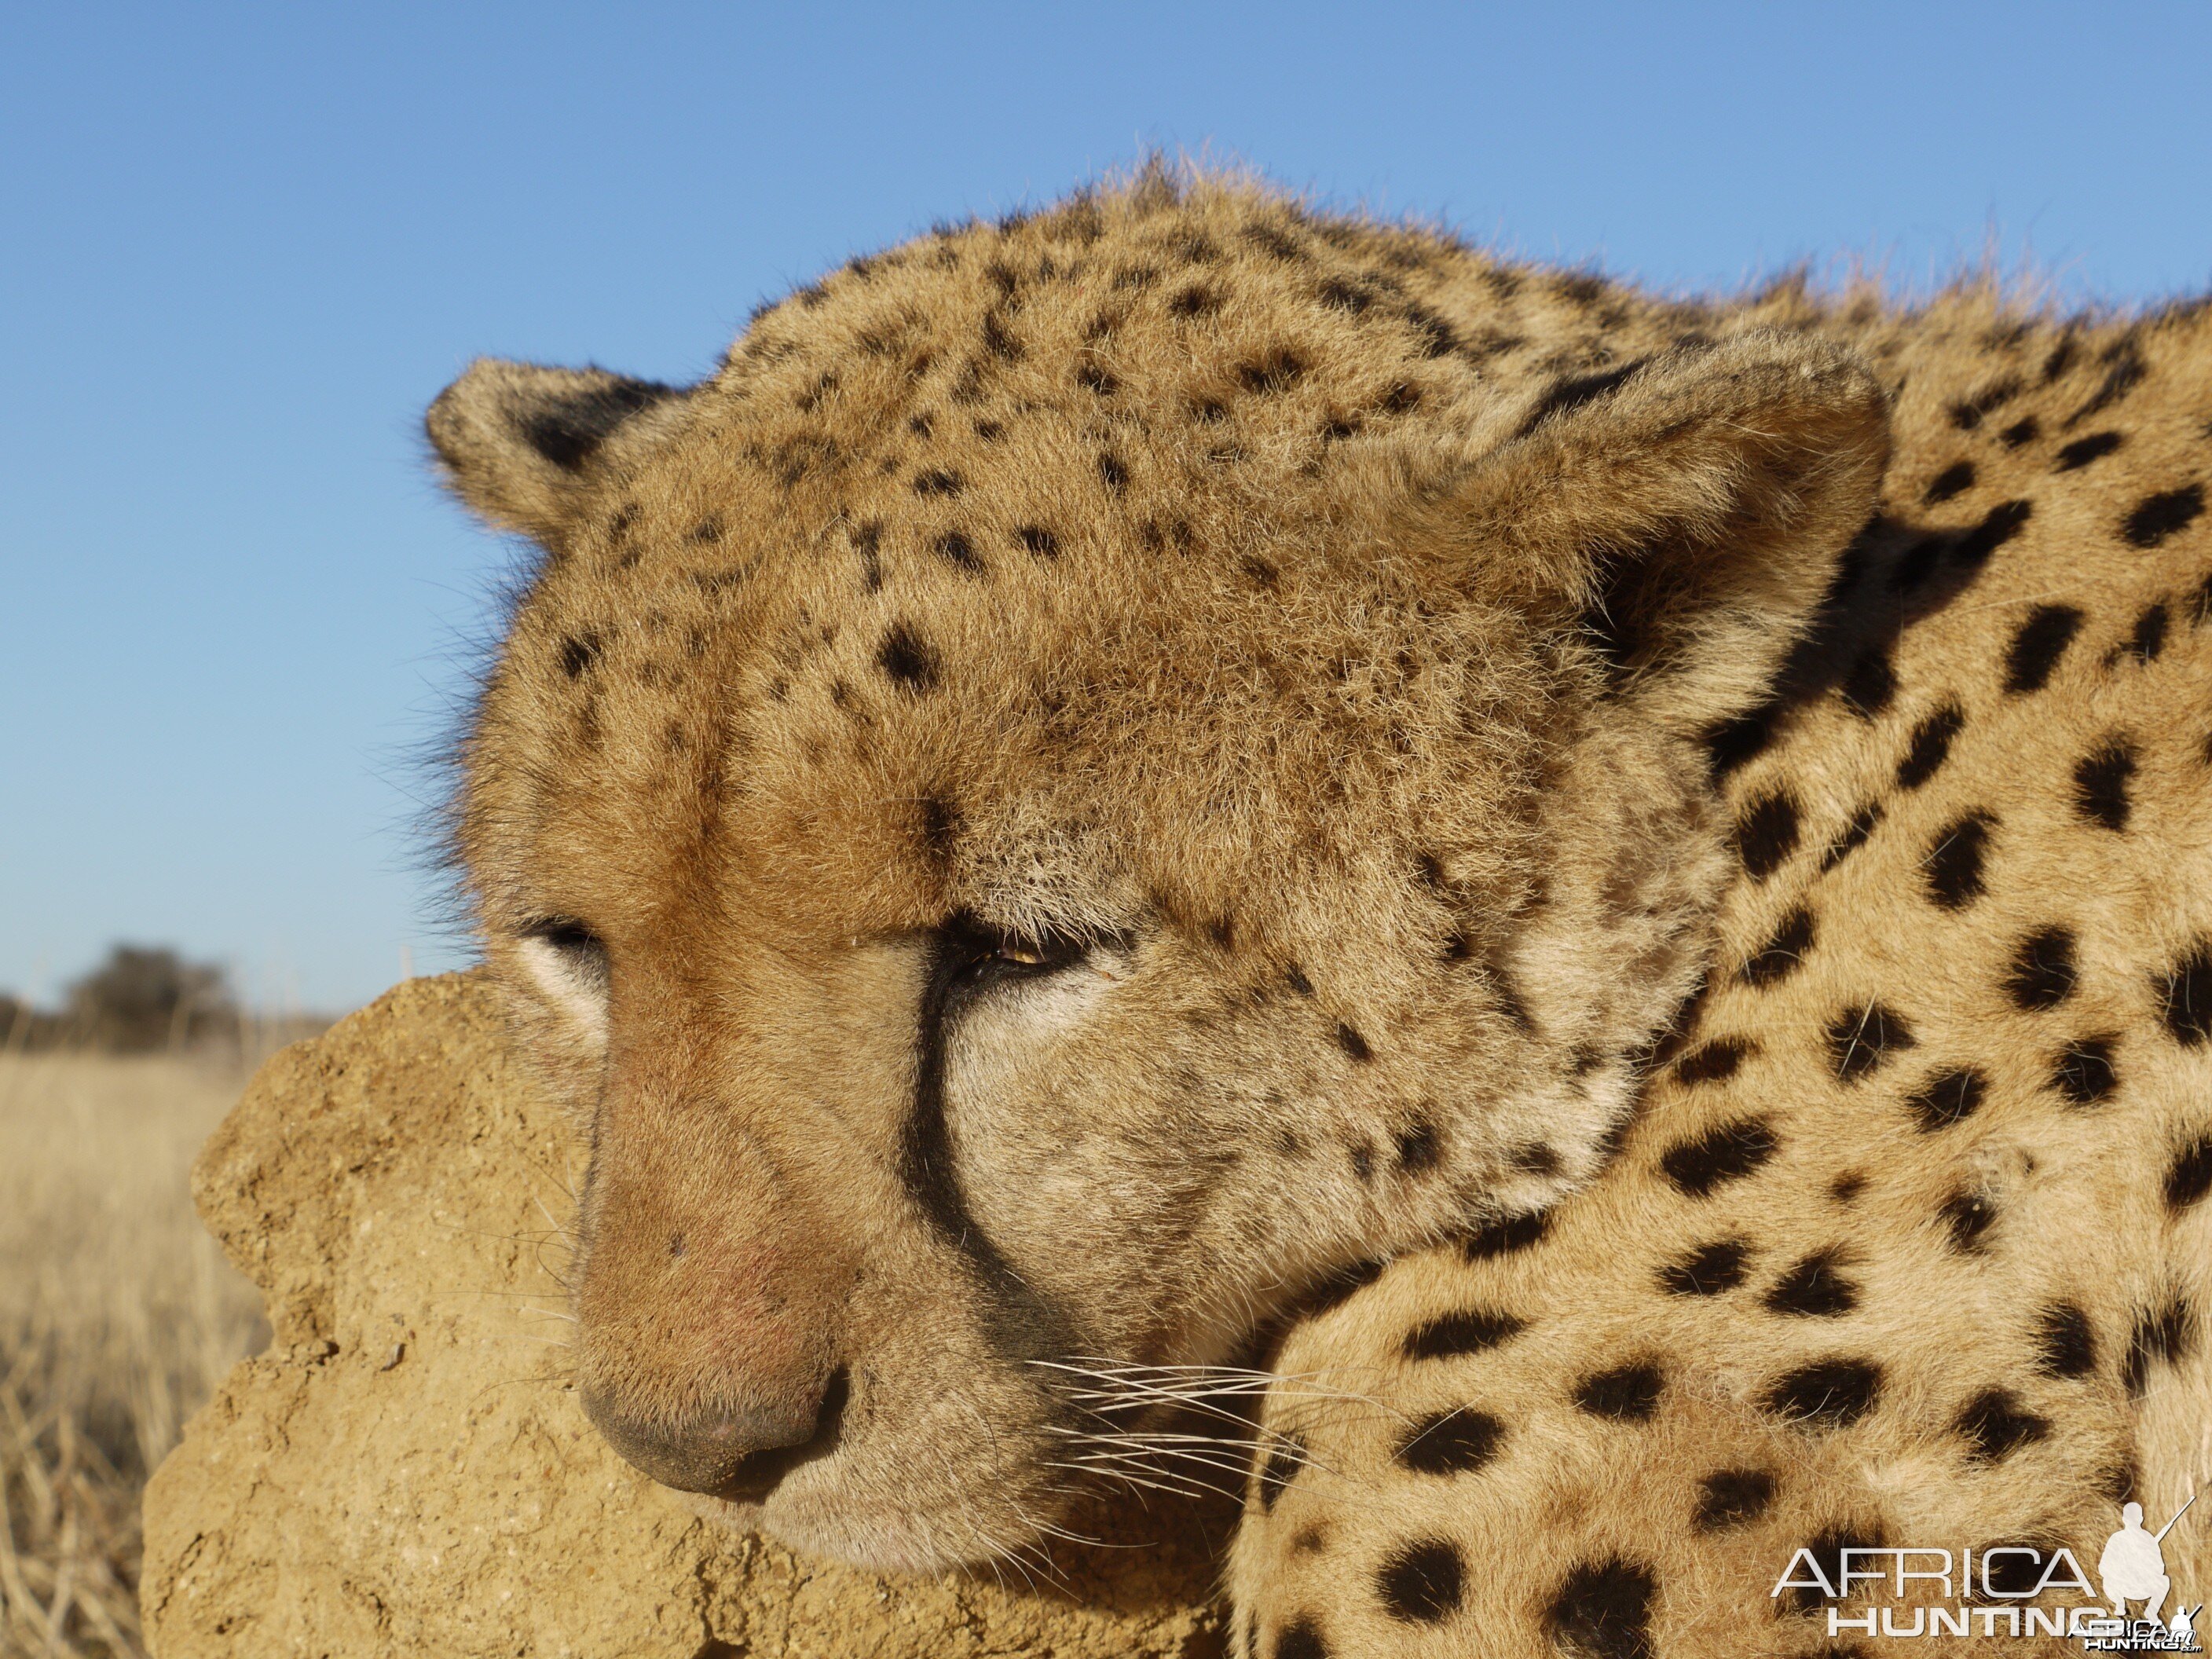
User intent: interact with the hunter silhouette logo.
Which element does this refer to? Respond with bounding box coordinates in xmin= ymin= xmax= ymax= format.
xmin=1770 ymin=1493 xmax=2200 ymax=1649
xmin=2080 ymin=1497 xmax=2201 ymax=1653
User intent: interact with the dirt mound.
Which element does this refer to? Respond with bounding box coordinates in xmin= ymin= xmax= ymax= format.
xmin=140 ymin=973 xmax=1225 ymax=1657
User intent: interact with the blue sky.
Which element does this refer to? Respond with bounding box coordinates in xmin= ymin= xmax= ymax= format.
xmin=6 ymin=2 xmax=2209 ymax=1013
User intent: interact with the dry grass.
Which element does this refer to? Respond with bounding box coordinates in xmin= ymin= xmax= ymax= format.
xmin=0 ymin=1053 xmax=269 ymax=1658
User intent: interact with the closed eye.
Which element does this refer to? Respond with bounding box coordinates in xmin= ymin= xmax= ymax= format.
xmin=943 ymin=917 xmax=1092 ymax=993
xmin=526 ymin=917 xmax=604 ymax=958
xmin=517 ymin=917 xmax=611 ymax=1014
xmin=950 ymin=925 xmax=1088 ymax=986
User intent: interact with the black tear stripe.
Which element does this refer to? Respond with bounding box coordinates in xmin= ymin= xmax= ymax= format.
xmin=902 ymin=917 xmax=1072 ymax=1364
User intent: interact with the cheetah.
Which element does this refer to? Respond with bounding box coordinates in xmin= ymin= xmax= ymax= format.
xmin=427 ymin=167 xmax=2212 ymax=1656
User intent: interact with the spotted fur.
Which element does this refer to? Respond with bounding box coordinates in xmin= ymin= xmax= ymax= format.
xmin=428 ymin=168 xmax=2211 ymax=1653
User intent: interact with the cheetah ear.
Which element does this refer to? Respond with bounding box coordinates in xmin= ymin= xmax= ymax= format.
xmin=1448 ymin=330 xmax=1890 ymax=734
xmin=425 ymin=359 xmax=685 ymax=542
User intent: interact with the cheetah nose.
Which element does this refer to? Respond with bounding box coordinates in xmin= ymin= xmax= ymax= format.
xmin=581 ymin=1369 xmax=847 ymax=1500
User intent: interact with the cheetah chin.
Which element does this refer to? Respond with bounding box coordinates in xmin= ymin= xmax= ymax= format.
xmin=431 ymin=167 xmax=2212 ymax=1652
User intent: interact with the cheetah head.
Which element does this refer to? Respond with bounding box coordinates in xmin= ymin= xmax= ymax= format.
xmin=429 ymin=189 xmax=1886 ymax=1573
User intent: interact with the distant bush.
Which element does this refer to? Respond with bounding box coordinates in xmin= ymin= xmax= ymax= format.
xmin=2 ymin=946 xmax=245 ymax=1054
xmin=3 ymin=944 xmax=339 ymax=1057
xmin=63 ymin=946 xmax=237 ymax=1053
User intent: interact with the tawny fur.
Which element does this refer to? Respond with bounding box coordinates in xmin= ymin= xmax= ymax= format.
xmin=430 ymin=169 xmax=2212 ymax=1655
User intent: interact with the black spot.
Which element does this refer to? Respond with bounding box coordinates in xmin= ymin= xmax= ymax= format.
xmin=1016 ymin=525 xmax=1058 ymax=558
xmin=1463 ymin=1210 xmax=1549 ymax=1261
xmin=876 ymin=623 xmax=938 ymax=692
xmin=1334 ymin=1024 xmax=1372 ymax=1063
xmin=1285 ymin=964 xmax=1315 ymax=998
xmin=1906 ymin=1066 xmax=1988 ymax=1133
xmin=2123 ymin=484 xmax=2204 ymax=548
xmin=2054 ymin=430 xmax=2122 ymax=471
xmin=1256 ymin=1434 xmax=1305 ymax=1511
xmin=2122 ymin=1298 xmax=2194 ymax=1397
xmin=1990 ymin=604 xmax=2081 ymax=696
xmin=2042 ymin=335 xmax=2080 ymax=384
xmin=2161 ymin=943 xmax=2212 ymax=1046
xmin=1924 ymin=812 xmax=1994 ymax=909
xmin=1827 ymin=1003 xmax=1915 ymax=1082
xmin=1167 ymin=285 xmax=1219 ymax=318
xmin=1660 ymin=1119 xmax=1777 ymax=1197
xmin=1765 ymin=1249 xmax=1859 ymax=1317
xmin=1237 ymin=349 xmax=1306 ymax=394
xmin=980 ymin=309 xmax=1023 ymax=363
xmin=2035 ymin=1304 xmax=2097 ymax=1378
xmin=2165 ymin=1133 xmax=2212 ymax=1213
xmin=917 ymin=798 xmax=961 ymax=867
xmin=1377 ymin=1539 xmax=1463 ymax=1624
xmin=933 ymin=530 xmax=983 ymax=572
xmin=1695 ymin=1469 xmax=1775 ymax=1532
xmin=1704 ymin=708 xmax=1778 ymax=779
xmin=1889 ymin=534 xmax=1949 ymax=594
xmin=1516 ymin=361 xmax=1645 ymax=439
xmin=1575 ymin=1362 xmax=1664 ymax=1421
xmin=1838 ymin=650 xmax=1895 ymax=718
xmin=912 ymin=467 xmax=963 ymax=497
xmin=1741 ymin=910 xmax=1815 ymax=987
xmin=1400 ymin=303 xmax=1459 ymax=358
xmin=1821 ymin=804 xmax=1883 ymax=870
xmin=1510 ymin=1141 xmax=1562 ymax=1176
xmin=1394 ymin=1408 xmax=1506 ymax=1476
xmin=1999 ymin=416 xmax=2040 ymax=449
xmin=2052 ymin=1037 xmax=2119 ymax=1105
xmin=1895 ymin=705 xmax=1965 ymax=790
xmin=1544 ymin=1558 xmax=1655 ymax=1659
xmin=851 ymin=520 xmax=885 ymax=591
xmin=1074 ymin=362 xmax=1116 ymax=396
xmin=1097 ymin=452 xmax=1128 ymax=492
xmin=1734 ymin=791 xmax=1801 ymax=880
xmin=1952 ymin=499 xmax=2032 ymax=570
xmin=1393 ymin=1118 xmax=1439 ymax=1174
xmin=1317 ymin=277 xmax=1369 ymax=313
xmin=1482 ymin=959 xmax=1536 ymax=1033
xmin=1403 ymin=1306 xmax=1526 ymax=1361
xmin=2122 ymin=601 xmax=2171 ymax=663
xmin=1294 ymin=1258 xmax=1389 ymax=1324
xmin=1766 ymin=1359 xmax=1883 ymax=1428
xmin=1275 ymin=1617 xmax=1327 ymax=1659
xmin=1830 ymin=1170 xmax=1867 ymax=1203
xmin=1240 ymin=222 xmax=1306 ymax=262
xmin=1349 ymin=1141 xmax=1375 ymax=1184
xmin=1674 ymin=1037 xmax=1754 ymax=1084
xmin=2067 ymin=344 xmax=2146 ymax=427
xmin=1923 ymin=461 xmax=1976 ymax=504
xmin=515 ymin=374 xmax=674 ymax=471
xmin=1660 ymin=1238 xmax=1749 ymax=1296
xmin=1939 ymin=1189 xmax=1997 ymax=1254
xmin=558 ymin=632 xmax=602 ymax=679
xmin=2073 ymin=741 xmax=2137 ymax=830
xmin=2005 ymin=927 xmax=2078 ymax=1011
